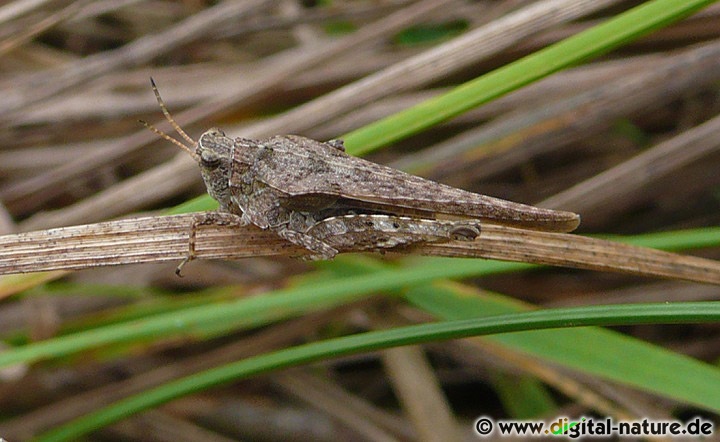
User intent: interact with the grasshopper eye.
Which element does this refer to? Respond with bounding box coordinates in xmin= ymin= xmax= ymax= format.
xmin=199 ymin=150 xmax=221 ymax=168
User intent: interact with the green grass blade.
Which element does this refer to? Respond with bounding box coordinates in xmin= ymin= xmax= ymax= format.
xmin=164 ymin=194 xmax=217 ymax=214
xmin=407 ymin=283 xmax=720 ymax=414
xmin=600 ymin=227 xmax=720 ymax=251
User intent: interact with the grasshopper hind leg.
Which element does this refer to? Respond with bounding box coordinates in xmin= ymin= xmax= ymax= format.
xmin=275 ymin=227 xmax=339 ymax=260
xmin=305 ymin=214 xmax=481 ymax=253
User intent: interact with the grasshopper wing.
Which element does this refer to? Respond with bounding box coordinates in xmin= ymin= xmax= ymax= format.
xmin=251 ymin=135 xmax=580 ymax=232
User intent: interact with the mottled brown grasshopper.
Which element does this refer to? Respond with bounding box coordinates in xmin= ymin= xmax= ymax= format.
xmin=144 ymin=79 xmax=579 ymax=269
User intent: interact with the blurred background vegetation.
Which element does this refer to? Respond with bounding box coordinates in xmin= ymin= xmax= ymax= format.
xmin=1 ymin=0 xmax=720 ymax=440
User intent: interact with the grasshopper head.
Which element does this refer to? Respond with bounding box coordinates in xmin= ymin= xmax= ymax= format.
xmin=196 ymin=128 xmax=236 ymax=211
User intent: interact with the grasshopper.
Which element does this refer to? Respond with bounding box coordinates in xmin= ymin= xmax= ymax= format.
xmin=144 ymin=80 xmax=579 ymax=267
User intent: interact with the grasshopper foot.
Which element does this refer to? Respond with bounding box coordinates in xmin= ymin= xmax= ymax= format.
xmin=177 ymin=211 xmax=247 ymax=276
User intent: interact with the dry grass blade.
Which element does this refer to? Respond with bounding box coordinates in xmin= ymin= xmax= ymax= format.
xmin=0 ymin=0 xmax=94 ymax=57
xmin=0 ymin=0 xmax=56 ymax=24
xmin=0 ymin=214 xmax=718 ymax=284
xmin=0 ymin=0 xmax=272 ymax=117
xmin=541 ymin=112 xmax=720 ymax=213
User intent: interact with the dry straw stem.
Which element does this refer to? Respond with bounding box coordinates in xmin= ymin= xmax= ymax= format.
xmin=0 ymin=213 xmax=718 ymax=284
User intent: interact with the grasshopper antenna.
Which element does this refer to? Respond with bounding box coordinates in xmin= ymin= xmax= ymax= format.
xmin=142 ymin=77 xmax=199 ymax=161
